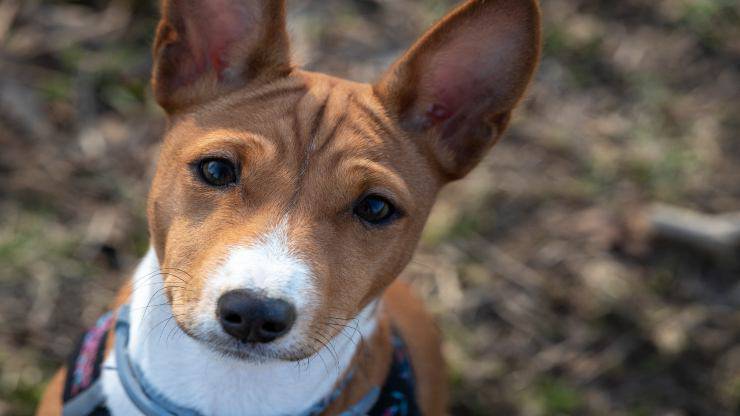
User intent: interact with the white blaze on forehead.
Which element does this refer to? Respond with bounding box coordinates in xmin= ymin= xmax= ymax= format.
xmin=204 ymin=220 xmax=316 ymax=310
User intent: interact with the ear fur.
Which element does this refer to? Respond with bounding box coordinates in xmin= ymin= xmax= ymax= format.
xmin=152 ymin=0 xmax=291 ymax=113
xmin=375 ymin=0 xmax=541 ymax=180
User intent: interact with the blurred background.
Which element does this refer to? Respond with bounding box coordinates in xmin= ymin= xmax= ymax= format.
xmin=1 ymin=0 xmax=739 ymax=415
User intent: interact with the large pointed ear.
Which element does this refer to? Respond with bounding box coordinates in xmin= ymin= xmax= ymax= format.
xmin=375 ymin=0 xmax=541 ymax=180
xmin=152 ymin=0 xmax=291 ymax=113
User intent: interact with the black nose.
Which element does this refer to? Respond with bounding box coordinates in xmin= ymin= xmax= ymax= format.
xmin=217 ymin=290 xmax=296 ymax=343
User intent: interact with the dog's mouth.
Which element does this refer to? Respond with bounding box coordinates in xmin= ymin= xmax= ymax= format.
xmin=176 ymin=316 xmax=315 ymax=363
xmin=200 ymin=337 xmax=311 ymax=362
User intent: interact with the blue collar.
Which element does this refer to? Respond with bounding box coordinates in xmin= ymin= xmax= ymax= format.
xmin=114 ymin=304 xmax=381 ymax=416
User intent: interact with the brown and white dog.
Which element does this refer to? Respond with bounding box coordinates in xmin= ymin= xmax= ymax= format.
xmin=37 ymin=0 xmax=540 ymax=415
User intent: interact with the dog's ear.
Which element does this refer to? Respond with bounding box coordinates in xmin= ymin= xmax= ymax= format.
xmin=152 ymin=0 xmax=291 ymax=113
xmin=375 ymin=0 xmax=541 ymax=180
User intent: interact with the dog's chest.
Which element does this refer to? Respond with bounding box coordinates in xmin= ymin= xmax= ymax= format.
xmin=63 ymin=305 xmax=420 ymax=416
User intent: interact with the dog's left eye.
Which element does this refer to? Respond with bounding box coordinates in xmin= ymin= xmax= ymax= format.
xmin=354 ymin=195 xmax=397 ymax=225
xmin=199 ymin=158 xmax=238 ymax=187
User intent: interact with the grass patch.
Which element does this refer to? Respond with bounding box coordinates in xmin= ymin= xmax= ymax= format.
xmin=533 ymin=377 xmax=584 ymax=415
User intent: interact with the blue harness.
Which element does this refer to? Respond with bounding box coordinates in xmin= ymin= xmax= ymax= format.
xmin=62 ymin=305 xmax=421 ymax=416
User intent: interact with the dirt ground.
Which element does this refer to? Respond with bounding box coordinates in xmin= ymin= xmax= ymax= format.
xmin=1 ymin=0 xmax=739 ymax=415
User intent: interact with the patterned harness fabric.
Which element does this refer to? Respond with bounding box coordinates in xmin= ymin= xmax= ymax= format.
xmin=62 ymin=311 xmax=422 ymax=416
xmin=366 ymin=333 xmax=421 ymax=416
xmin=62 ymin=312 xmax=115 ymax=416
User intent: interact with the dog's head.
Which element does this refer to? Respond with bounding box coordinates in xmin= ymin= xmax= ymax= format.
xmin=147 ymin=0 xmax=540 ymax=360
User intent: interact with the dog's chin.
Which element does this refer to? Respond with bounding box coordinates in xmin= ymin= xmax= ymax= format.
xmin=173 ymin=316 xmax=315 ymax=363
xmin=186 ymin=331 xmax=310 ymax=363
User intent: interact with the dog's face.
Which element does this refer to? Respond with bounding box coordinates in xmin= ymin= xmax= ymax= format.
xmin=148 ymin=75 xmax=440 ymax=360
xmin=147 ymin=0 xmax=540 ymax=361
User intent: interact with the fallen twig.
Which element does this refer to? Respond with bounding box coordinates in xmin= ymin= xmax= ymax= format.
xmin=648 ymin=204 xmax=740 ymax=260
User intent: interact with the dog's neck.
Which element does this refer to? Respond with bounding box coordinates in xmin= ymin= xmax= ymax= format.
xmin=102 ymin=247 xmax=379 ymax=416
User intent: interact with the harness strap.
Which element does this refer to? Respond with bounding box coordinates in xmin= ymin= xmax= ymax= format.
xmin=62 ymin=312 xmax=114 ymax=416
xmin=338 ymin=387 xmax=381 ymax=416
xmin=115 ymin=304 xmax=382 ymax=416
xmin=115 ymin=304 xmax=200 ymax=415
xmin=62 ymin=381 xmax=107 ymax=416
xmin=366 ymin=331 xmax=422 ymax=415
xmin=63 ymin=305 xmax=420 ymax=416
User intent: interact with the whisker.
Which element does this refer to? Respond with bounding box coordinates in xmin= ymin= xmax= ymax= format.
xmin=324 ymin=322 xmax=360 ymax=347
xmin=308 ymin=336 xmax=331 ymax=375
xmin=140 ymin=285 xmax=178 ymax=320
xmin=311 ymin=327 xmax=341 ymax=371
xmin=127 ymin=269 xmax=191 ymax=288
xmin=160 ymin=267 xmax=196 ymax=282
xmin=144 ymin=315 xmax=174 ymax=343
xmin=129 ymin=273 xmax=193 ymax=291
xmin=157 ymin=316 xmax=175 ymax=344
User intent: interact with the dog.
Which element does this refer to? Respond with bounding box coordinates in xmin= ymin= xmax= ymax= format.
xmin=36 ymin=0 xmax=540 ymax=414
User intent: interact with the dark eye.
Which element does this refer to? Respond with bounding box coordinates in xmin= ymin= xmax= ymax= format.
xmin=199 ymin=158 xmax=237 ymax=187
xmin=353 ymin=195 xmax=396 ymax=225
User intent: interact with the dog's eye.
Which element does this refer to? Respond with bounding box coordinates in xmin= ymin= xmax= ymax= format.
xmin=354 ymin=195 xmax=396 ymax=225
xmin=199 ymin=158 xmax=237 ymax=187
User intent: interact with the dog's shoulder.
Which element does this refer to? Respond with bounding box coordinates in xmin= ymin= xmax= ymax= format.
xmin=383 ymin=280 xmax=447 ymax=416
xmin=36 ymin=368 xmax=66 ymax=416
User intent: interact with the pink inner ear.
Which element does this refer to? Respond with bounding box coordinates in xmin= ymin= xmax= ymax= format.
xmin=417 ymin=8 xmax=529 ymax=129
xmin=184 ymin=0 xmax=260 ymax=79
xmin=425 ymin=103 xmax=453 ymax=127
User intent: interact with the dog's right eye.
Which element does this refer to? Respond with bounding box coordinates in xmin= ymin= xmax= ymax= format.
xmin=198 ymin=158 xmax=238 ymax=187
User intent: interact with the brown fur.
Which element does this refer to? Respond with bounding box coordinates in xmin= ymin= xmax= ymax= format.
xmin=38 ymin=0 xmax=540 ymax=414
xmin=383 ymin=281 xmax=447 ymax=415
xmin=36 ymin=368 xmax=66 ymax=416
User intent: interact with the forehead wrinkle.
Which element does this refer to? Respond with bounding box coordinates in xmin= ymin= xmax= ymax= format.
xmin=286 ymin=84 xmax=352 ymax=209
xmin=348 ymin=92 xmax=402 ymax=148
xmin=345 ymin=121 xmax=385 ymax=149
xmin=329 ymin=125 xmax=390 ymax=165
xmin=310 ymin=88 xmax=351 ymax=154
xmin=218 ymin=76 xmax=308 ymax=109
xmin=295 ymin=89 xmax=331 ymax=182
xmin=189 ymin=83 xmax=306 ymax=134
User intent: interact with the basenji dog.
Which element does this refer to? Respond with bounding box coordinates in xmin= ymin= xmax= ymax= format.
xmin=37 ymin=0 xmax=540 ymax=414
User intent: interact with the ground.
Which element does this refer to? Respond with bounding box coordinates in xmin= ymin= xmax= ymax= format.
xmin=0 ymin=0 xmax=739 ymax=415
